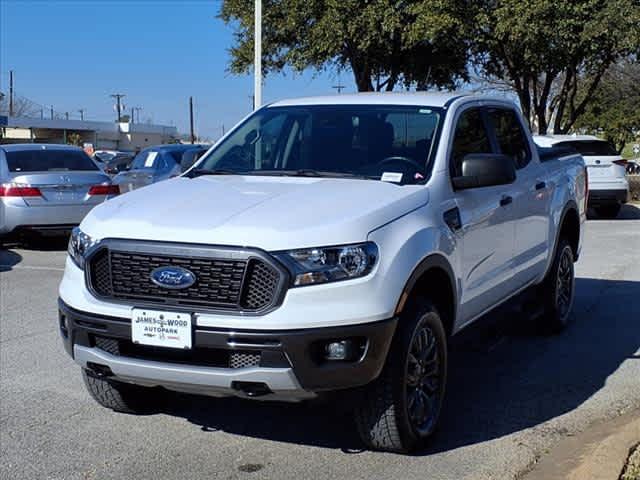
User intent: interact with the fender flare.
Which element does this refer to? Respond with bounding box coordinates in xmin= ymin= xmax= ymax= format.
xmin=395 ymin=253 xmax=457 ymax=331
xmin=545 ymin=200 xmax=580 ymax=278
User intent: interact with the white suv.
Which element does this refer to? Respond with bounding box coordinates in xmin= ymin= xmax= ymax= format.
xmin=534 ymin=135 xmax=629 ymax=218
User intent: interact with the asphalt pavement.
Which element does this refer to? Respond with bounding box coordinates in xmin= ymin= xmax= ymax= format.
xmin=1 ymin=205 xmax=639 ymax=480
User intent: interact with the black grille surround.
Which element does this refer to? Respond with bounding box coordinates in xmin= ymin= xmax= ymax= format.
xmin=85 ymin=239 xmax=290 ymax=315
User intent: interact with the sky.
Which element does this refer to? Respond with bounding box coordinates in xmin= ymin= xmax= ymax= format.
xmin=0 ymin=0 xmax=345 ymax=139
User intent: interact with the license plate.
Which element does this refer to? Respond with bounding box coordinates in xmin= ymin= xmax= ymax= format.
xmin=131 ymin=308 xmax=192 ymax=349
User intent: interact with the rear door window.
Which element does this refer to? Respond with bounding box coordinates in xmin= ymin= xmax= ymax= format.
xmin=6 ymin=149 xmax=99 ymax=172
xmin=450 ymin=108 xmax=492 ymax=176
xmin=487 ymin=108 xmax=531 ymax=169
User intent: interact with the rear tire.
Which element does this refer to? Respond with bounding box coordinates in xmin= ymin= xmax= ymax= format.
xmin=540 ymin=238 xmax=575 ymax=333
xmin=82 ymin=369 xmax=161 ymax=414
xmin=595 ymin=204 xmax=621 ymax=219
xmin=354 ymin=300 xmax=448 ymax=453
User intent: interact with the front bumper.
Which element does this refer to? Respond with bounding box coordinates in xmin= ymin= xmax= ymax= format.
xmin=58 ymin=299 xmax=397 ymax=401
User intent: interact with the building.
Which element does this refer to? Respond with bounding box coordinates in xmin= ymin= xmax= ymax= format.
xmin=0 ymin=115 xmax=179 ymax=151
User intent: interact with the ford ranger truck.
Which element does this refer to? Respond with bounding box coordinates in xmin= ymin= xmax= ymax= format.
xmin=59 ymin=93 xmax=587 ymax=453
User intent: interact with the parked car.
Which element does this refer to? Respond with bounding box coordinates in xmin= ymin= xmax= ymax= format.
xmin=112 ymin=144 xmax=207 ymax=192
xmin=102 ymin=153 xmax=135 ymax=176
xmin=59 ymin=93 xmax=586 ymax=453
xmin=0 ymin=144 xmax=118 ymax=243
xmin=534 ymin=135 xmax=629 ymax=218
xmin=93 ymin=150 xmax=132 ymax=164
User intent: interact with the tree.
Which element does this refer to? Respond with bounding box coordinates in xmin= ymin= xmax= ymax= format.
xmin=219 ymin=0 xmax=471 ymax=92
xmin=573 ymin=59 xmax=640 ymax=153
xmin=0 ymin=94 xmax=41 ymax=117
xmin=473 ymin=0 xmax=640 ymax=134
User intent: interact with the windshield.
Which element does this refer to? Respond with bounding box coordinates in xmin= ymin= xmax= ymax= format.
xmin=6 ymin=149 xmax=100 ymax=172
xmin=195 ymin=105 xmax=443 ymax=183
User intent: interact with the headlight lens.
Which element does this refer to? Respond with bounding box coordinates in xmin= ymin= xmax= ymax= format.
xmin=68 ymin=227 xmax=97 ymax=269
xmin=275 ymin=242 xmax=378 ymax=286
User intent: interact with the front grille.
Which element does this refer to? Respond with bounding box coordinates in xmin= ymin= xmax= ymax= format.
xmin=92 ymin=335 xmax=261 ymax=369
xmin=87 ymin=244 xmax=286 ymax=312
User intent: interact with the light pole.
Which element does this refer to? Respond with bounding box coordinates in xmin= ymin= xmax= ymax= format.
xmin=254 ymin=0 xmax=262 ymax=110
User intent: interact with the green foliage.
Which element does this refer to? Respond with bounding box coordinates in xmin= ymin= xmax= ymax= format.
xmin=219 ymin=0 xmax=471 ymax=91
xmin=67 ymin=132 xmax=82 ymax=147
xmin=473 ymin=0 xmax=640 ymax=133
xmin=574 ymin=60 xmax=640 ymax=153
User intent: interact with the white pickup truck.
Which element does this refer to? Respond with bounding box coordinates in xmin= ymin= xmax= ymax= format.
xmin=59 ymin=92 xmax=587 ymax=453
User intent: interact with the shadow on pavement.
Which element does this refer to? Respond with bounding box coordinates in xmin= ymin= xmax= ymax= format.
xmin=588 ymin=203 xmax=640 ymax=221
xmin=0 ymin=249 xmax=23 ymax=272
xmin=154 ymin=277 xmax=640 ymax=454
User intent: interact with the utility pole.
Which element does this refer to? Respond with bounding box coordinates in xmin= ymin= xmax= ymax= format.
xmin=133 ymin=107 xmax=142 ymax=124
xmin=50 ymin=106 xmax=54 ymax=120
xmin=9 ymin=70 xmax=14 ymax=116
xmin=130 ymin=107 xmax=135 ymax=123
xmin=110 ymin=93 xmax=125 ymax=122
xmin=78 ymin=109 xmax=84 ymax=121
xmin=65 ymin=112 xmax=69 ymax=120
xmin=189 ymin=96 xmax=195 ymax=144
xmin=254 ymin=0 xmax=262 ymax=110
xmin=332 ymin=83 xmax=345 ymax=94
xmin=40 ymin=108 xmax=44 ymax=119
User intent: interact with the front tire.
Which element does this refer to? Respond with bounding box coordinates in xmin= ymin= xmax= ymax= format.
xmin=355 ymin=300 xmax=448 ymax=453
xmin=82 ymin=369 xmax=161 ymax=414
xmin=540 ymin=238 xmax=575 ymax=333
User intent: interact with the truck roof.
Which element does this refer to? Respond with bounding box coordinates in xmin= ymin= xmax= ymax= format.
xmin=268 ymin=91 xmax=502 ymax=108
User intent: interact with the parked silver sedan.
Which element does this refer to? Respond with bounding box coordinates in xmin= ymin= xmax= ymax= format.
xmin=0 ymin=144 xmax=118 ymax=241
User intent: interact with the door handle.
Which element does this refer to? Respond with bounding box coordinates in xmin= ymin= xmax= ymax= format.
xmin=499 ymin=195 xmax=513 ymax=207
xmin=535 ymin=181 xmax=546 ymax=190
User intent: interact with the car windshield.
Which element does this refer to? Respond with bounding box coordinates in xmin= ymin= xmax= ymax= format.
xmin=556 ymin=140 xmax=618 ymax=156
xmin=6 ymin=149 xmax=100 ymax=172
xmin=195 ymin=105 xmax=443 ymax=182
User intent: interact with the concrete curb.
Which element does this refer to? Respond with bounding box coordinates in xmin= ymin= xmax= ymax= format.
xmin=525 ymin=409 xmax=640 ymax=480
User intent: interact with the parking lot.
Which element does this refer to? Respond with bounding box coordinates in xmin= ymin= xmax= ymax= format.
xmin=1 ymin=205 xmax=639 ymax=480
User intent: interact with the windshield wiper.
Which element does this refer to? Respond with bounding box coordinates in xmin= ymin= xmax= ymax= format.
xmin=247 ymin=169 xmax=375 ymax=180
xmin=189 ymin=168 xmax=243 ymax=177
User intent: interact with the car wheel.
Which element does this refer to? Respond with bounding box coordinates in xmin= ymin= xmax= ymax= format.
xmin=595 ymin=204 xmax=621 ymax=219
xmin=82 ymin=369 xmax=162 ymax=414
xmin=355 ymin=300 xmax=447 ymax=453
xmin=540 ymin=238 xmax=575 ymax=333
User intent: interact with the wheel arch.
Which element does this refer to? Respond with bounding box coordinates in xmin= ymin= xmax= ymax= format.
xmin=395 ymin=254 xmax=457 ymax=337
xmin=555 ymin=201 xmax=580 ymax=261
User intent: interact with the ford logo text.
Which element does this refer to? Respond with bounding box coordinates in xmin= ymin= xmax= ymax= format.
xmin=150 ymin=266 xmax=196 ymax=289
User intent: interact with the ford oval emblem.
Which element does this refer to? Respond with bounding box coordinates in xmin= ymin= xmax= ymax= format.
xmin=150 ymin=266 xmax=196 ymax=289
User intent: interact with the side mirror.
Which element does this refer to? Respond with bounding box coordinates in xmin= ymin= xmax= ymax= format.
xmin=181 ymin=151 xmax=199 ymax=173
xmin=452 ymin=154 xmax=516 ymax=190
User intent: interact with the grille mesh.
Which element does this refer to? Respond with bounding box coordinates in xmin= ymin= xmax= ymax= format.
xmin=240 ymin=260 xmax=280 ymax=310
xmin=229 ymin=352 xmax=261 ymax=369
xmin=88 ymin=247 xmax=283 ymax=312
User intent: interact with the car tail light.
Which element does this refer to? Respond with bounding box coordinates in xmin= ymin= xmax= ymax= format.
xmin=613 ymin=159 xmax=628 ymax=167
xmin=0 ymin=184 xmax=42 ymax=197
xmin=584 ymin=167 xmax=589 ymax=211
xmin=88 ymin=184 xmax=120 ymax=196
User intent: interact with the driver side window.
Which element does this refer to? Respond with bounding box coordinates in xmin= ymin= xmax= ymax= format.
xmin=450 ymin=108 xmax=492 ymax=177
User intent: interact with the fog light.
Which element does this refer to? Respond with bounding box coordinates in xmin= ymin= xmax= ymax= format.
xmin=325 ymin=341 xmax=349 ymax=360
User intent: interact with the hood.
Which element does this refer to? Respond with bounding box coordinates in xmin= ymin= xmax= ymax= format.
xmin=82 ymin=175 xmax=429 ymax=251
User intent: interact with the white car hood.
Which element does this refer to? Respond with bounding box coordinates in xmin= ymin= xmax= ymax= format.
xmin=81 ymin=175 xmax=429 ymax=250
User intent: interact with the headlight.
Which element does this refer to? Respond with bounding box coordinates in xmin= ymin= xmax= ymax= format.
xmin=275 ymin=242 xmax=378 ymax=286
xmin=68 ymin=227 xmax=97 ymax=269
